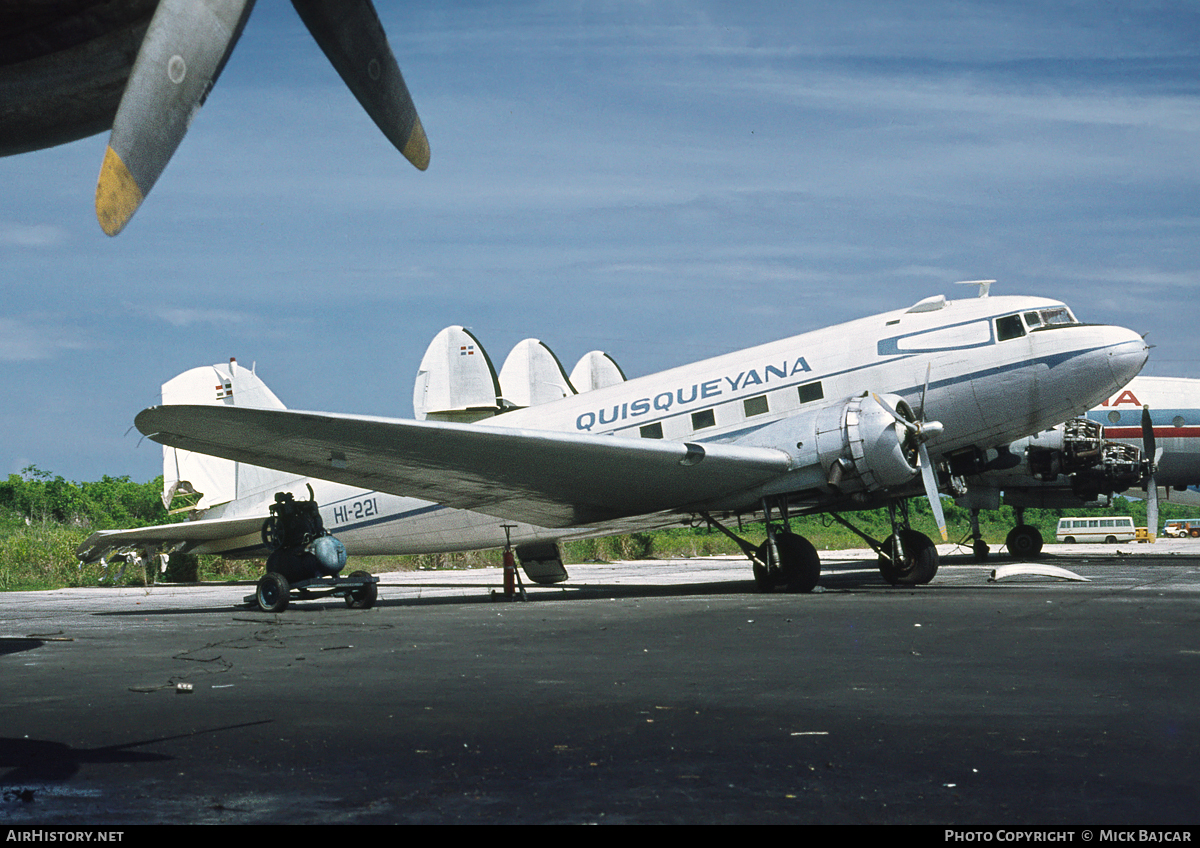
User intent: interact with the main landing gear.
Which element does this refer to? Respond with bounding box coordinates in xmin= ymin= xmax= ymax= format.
xmin=828 ymin=499 xmax=939 ymax=586
xmin=702 ymin=499 xmax=821 ymax=593
xmin=702 ymin=496 xmax=940 ymax=591
xmin=1005 ymin=507 xmax=1044 ymax=559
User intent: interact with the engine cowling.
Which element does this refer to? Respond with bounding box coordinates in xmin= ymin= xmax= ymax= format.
xmin=815 ymin=392 xmax=921 ymax=494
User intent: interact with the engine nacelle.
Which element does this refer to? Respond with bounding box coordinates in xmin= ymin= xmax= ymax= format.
xmin=815 ymin=392 xmax=920 ymax=494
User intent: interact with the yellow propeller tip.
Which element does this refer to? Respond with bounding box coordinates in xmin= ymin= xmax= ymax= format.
xmin=403 ymin=116 xmax=430 ymax=171
xmin=95 ymin=146 xmax=144 ymax=236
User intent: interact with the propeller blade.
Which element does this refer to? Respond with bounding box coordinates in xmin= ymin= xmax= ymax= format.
xmin=96 ymin=0 xmax=256 ymax=235
xmin=919 ymin=443 xmax=948 ymax=542
xmin=1142 ymin=405 xmax=1159 ymax=542
xmin=292 ymin=0 xmax=430 ymax=171
xmin=1146 ymin=470 xmax=1159 ymax=543
xmin=871 ymin=392 xmax=919 ymax=434
xmin=1141 ymin=404 xmax=1157 ymax=466
xmin=918 ymin=363 xmax=931 ymax=422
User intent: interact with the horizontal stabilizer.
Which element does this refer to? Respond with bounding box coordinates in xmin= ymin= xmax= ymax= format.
xmin=569 ymin=351 xmax=626 ymax=393
xmin=136 ymin=404 xmax=794 ymax=528
xmin=499 ymin=339 xmax=576 ymax=408
xmin=413 ymin=326 xmax=503 ymax=422
xmin=76 ymin=513 xmax=267 ymax=564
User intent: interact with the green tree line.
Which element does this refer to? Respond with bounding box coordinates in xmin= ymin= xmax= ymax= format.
xmin=2 ymin=463 xmax=1195 ymax=591
xmin=0 ymin=465 xmax=172 ymax=531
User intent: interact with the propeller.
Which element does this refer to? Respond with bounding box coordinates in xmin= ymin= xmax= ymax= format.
xmin=1142 ymin=405 xmax=1162 ymax=542
xmin=292 ymin=0 xmax=430 ymax=172
xmin=97 ymin=0 xmax=256 ymax=236
xmin=873 ymin=390 xmax=948 ymax=542
xmin=95 ymin=0 xmax=430 ymax=236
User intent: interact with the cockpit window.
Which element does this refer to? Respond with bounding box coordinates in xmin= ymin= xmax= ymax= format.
xmin=1025 ymin=306 xmax=1079 ymax=330
xmin=996 ymin=314 xmax=1026 ymax=341
xmin=1040 ymin=306 xmax=1076 ymax=326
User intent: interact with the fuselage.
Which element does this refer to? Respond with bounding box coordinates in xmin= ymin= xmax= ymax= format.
xmin=188 ymin=293 xmax=1147 ymax=559
xmin=1089 ymin=376 xmax=1200 ymax=488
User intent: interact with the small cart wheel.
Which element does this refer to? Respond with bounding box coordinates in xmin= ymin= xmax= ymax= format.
xmin=256 ymin=572 xmax=290 ymax=612
xmin=345 ymin=570 xmax=377 ymax=609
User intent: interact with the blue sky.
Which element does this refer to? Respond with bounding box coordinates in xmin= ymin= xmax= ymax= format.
xmin=3 ymin=1 xmax=1199 ymax=484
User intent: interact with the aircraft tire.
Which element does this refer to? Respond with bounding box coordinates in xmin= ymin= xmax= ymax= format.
xmin=879 ymin=529 xmax=939 ymax=586
xmin=751 ymin=546 xmax=776 ymax=592
xmin=345 ymin=571 xmax=378 ymax=609
xmin=776 ymin=532 xmax=821 ymax=593
xmin=256 ymin=572 xmax=290 ymax=613
xmin=1006 ymin=525 xmax=1044 ymax=559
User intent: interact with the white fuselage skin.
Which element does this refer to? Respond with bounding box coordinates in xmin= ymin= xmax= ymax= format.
xmin=195 ymin=294 xmax=1148 ymax=558
xmin=1089 ymin=376 xmax=1200 ymax=492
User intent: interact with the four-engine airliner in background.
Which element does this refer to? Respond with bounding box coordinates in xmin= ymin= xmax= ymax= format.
xmin=0 ymin=0 xmax=428 ymax=235
xmin=957 ymin=376 xmax=1200 ymax=559
xmin=78 ymin=284 xmax=1149 ymax=593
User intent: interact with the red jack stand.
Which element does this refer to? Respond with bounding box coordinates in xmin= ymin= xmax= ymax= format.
xmin=492 ymin=524 xmax=526 ymax=602
xmin=503 ymin=546 xmax=516 ymax=598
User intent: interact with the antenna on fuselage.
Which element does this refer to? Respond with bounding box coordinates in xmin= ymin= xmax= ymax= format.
xmin=955 ymin=279 xmax=996 ymax=298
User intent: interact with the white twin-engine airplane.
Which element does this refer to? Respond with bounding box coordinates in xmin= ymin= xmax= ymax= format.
xmin=78 ymin=285 xmax=1149 ymax=592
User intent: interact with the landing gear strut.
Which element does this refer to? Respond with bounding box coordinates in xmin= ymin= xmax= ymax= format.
xmin=827 ymin=499 xmax=939 ymax=586
xmin=969 ymin=508 xmax=990 ymax=562
xmin=702 ymin=498 xmax=821 ymax=593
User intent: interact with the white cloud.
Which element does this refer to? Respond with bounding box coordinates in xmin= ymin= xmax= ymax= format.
xmin=0 ymin=317 xmax=90 ymax=361
xmin=0 ymin=222 xmax=69 ymax=248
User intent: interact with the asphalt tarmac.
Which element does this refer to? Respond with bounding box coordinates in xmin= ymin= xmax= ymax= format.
xmin=1 ymin=541 xmax=1198 ymax=825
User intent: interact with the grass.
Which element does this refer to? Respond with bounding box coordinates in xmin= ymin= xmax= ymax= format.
xmin=0 ymin=496 xmax=1180 ymax=591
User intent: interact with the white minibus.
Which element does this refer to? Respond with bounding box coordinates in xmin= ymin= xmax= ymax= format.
xmin=1055 ymin=516 xmax=1135 ymax=544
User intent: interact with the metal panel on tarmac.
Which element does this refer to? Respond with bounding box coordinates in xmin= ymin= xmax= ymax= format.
xmin=2 ymin=543 xmax=1198 ymax=824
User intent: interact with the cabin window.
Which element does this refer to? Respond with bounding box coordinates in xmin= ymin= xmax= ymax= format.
xmin=1023 ymin=311 xmax=1043 ymax=329
xmin=744 ymin=395 xmax=769 ymax=417
xmin=691 ymin=409 xmax=716 ymax=430
xmin=640 ymin=422 xmax=663 ymax=439
xmin=798 ymin=381 xmax=824 ymax=404
xmin=996 ymin=314 xmax=1026 ymax=341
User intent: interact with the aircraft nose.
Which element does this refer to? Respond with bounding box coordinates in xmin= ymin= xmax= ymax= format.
xmin=1105 ymin=327 xmax=1150 ymax=387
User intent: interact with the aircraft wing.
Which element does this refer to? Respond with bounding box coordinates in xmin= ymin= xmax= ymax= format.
xmin=76 ymin=513 xmax=267 ymax=564
xmin=135 ymin=405 xmax=794 ymax=527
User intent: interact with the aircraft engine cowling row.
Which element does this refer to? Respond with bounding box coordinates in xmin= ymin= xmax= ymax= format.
xmin=815 ymin=393 xmax=921 ymax=494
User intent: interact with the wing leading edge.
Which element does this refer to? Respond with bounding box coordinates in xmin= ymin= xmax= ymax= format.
xmin=135 ymin=405 xmax=794 ymax=528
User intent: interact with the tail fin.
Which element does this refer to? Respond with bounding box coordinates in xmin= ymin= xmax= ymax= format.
xmin=498 ymin=339 xmax=576 ymax=408
xmin=569 ymin=350 xmax=626 ymax=393
xmin=413 ymin=326 xmax=504 ymax=421
xmin=160 ymin=358 xmax=293 ymax=516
